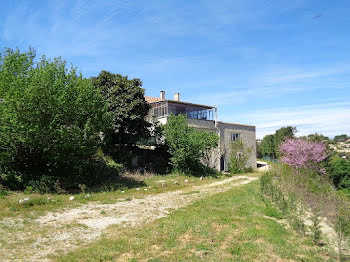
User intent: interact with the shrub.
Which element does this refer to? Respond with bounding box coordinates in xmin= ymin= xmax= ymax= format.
xmin=164 ymin=114 xmax=218 ymax=173
xmin=228 ymin=140 xmax=252 ymax=174
xmin=0 ymin=48 xmax=113 ymax=190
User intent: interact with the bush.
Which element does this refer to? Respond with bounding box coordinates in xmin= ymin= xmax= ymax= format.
xmin=228 ymin=140 xmax=252 ymax=174
xmin=0 ymin=48 xmax=113 ymax=190
xmin=164 ymin=114 xmax=218 ymax=173
xmin=327 ymin=155 xmax=350 ymax=189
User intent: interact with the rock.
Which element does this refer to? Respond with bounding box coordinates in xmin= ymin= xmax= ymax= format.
xmin=136 ymin=188 xmax=140 ymax=191
xmin=149 ymin=186 xmax=152 ymax=189
xmin=121 ymin=191 xmax=125 ymax=193
xmin=184 ymin=179 xmax=189 ymax=183
xmin=18 ymin=199 xmax=24 ymax=204
xmin=85 ymin=194 xmax=90 ymax=198
xmin=191 ymin=179 xmax=195 ymax=182
xmin=200 ymin=176 xmax=203 ymax=180
xmin=174 ymin=181 xmax=179 ymax=185
xmin=47 ymin=197 xmax=51 ymax=201
xmin=144 ymin=188 xmax=148 ymax=191
xmin=69 ymin=196 xmax=75 ymax=201
xmin=161 ymin=182 xmax=166 ymax=187
xmin=23 ymin=197 xmax=30 ymax=203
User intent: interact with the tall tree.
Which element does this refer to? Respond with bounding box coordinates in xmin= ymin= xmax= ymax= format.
xmin=91 ymin=71 xmax=151 ymax=146
xmin=0 ymin=48 xmax=112 ymax=189
xmin=334 ymin=134 xmax=349 ymax=143
xmin=274 ymin=126 xmax=297 ymax=157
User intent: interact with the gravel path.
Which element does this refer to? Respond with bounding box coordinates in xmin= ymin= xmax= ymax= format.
xmin=0 ymin=175 xmax=258 ymax=261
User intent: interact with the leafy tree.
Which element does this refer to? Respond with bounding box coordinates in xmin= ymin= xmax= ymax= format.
xmin=260 ymin=126 xmax=296 ymax=159
xmin=0 ymin=48 xmax=112 ymax=189
xmin=334 ymin=134 xmax=349 ymax=143
xmin=327 ymin=155 xmax=350 ymax=189
xmin=274 ymin=126 xmax=297 ymax=157
xmin=260 ymin=134 xmax=275 ymax=159
xmin=228 ymin=140 xmax=253 ymax=174
xmin=91 ymin=71 xmax=150 ymax=146
xmin=164 ymin=114 xmax=218 ymax=172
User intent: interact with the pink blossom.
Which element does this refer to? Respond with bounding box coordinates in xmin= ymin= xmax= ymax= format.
xmin=279 ymin=138 xmax=328 ymax=173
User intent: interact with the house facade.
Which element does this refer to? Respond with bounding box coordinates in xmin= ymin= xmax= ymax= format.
xmin=145 ymin=91 xmax=256 ymax=171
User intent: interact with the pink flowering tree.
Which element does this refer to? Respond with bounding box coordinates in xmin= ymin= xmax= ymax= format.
xmin=279 ymin=138 xmax=328 ymax=174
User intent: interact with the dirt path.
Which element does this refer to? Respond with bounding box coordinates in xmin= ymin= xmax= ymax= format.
xmin=0 ymin=176 xmax=258 ymax=262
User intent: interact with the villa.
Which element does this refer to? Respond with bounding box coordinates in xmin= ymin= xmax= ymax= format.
xmin=145 ymin=91 xmax=256 ymax=171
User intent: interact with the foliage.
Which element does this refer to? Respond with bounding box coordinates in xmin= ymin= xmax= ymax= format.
xmin=228 ymin=140 xmax=252 ymax=174
xmin=260 ymin=135 xmax=275 ymax=159
xmin=0 ymin=47 xmax=112 ymax=190
xmin=326 ymin=155 xmax=350 ymax=189
xmin=164 ymin=114 xmax=218 ymax=173
xmin=91 ymin=71 xmax=151 ymax=146
xmin=260 ymin=163 xmax=350 ymax=256
xmin=300 ymin=133 xmax=330 ymax=142
xmin=333 ymin=134 xmax=349 ymax=143
xmin=260 ymin=126 xmax=296 ymax=159
xmin=279 ymin=138 xmax=328 ymax=173
xmin=273 ymin=126 xmax=297 ymax=157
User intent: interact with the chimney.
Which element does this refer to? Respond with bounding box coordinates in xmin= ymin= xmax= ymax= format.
xmin=160 ymin=91 xmax=165 ymax=101
xmin=174 ymin=93 xmax=180 ymax=101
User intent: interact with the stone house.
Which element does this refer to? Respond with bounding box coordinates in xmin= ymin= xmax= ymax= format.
xmin=144 ymin=91 xmax=256 ymax=171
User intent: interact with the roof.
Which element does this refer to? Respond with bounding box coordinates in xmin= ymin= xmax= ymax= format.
xmin=144 ymin=96 xmax=163 ymax=103
xmin=144 ymin=96 xmax=214 ymax=109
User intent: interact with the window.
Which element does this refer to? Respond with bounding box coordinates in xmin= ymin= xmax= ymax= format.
xmin=231 ymin=133 xmax=240 ymax=142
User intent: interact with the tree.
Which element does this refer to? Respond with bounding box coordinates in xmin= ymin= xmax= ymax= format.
xmin=274 ymin=126 xmax=297 ymax=157
xmin=260 ymin=135 xmax=275 ymax=159
xmin=0 ymin=48 xmax=112 ymax=189
xmin=279 ymin=138 xmax=328 ymax=173
xmin=260 ymin=126 xmax=296 ymax=159
xmin=228 ymin=140 xmax=252 ymax=174
xmin=327 ymin=155 xmax=350 ymax=189
xmin=164 ymin=114 xmax=218 ymax=172
xmin=91 ymin=71 xmax=151 ymax=146
xmin=334 ymin=134 xmax=349 ymax=143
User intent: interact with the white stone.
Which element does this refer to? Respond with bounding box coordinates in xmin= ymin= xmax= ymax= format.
xmin=69 ymin=196 xmax=75 ymax=201
xmin=136 ymin=188 xmax=140 ymax=191
xmin=184 ymin=179 xmax=189 ymax=183
xmin=144 ymin=188 xmax=147 ymax=191
xmin=200 ymin=176 xmax=203 ymax=180
xmin=161 ymin=182 xmax=166 ymax=187
xmin=174 ymin=181 xmax=179 ymax=185
xmin=121 ymin=191 xmax=125 ymax=193
xmin=85 ymin=194 xmax=90 ymax=198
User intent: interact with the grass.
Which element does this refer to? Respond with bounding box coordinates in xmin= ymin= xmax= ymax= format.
xmin=54 ymin=179 xmax=335 ymax=262
xmin=0 ymin=172 xmax=231 ymax=220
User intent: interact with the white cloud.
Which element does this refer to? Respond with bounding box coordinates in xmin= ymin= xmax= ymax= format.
xmin=238 ymin=101 xmax=350 ymax=139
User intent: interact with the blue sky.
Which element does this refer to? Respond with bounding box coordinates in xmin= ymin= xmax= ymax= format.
xmin=1 ymin=0 xmax=349 ymax=138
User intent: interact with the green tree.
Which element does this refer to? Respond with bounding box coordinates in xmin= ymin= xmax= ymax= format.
xmin=260 ymin=134 xmax=275 ymax=159
xmin=260 ymin=126 xmax=296 ymax=159
xmin=91 ymin=71 xmax=151 ymax=146
xmin=274 ymin=126 xmax=297 ymax=157
xmin=164 ymin=114 xmax=218 ymax=172
xmin=334 ymin=134 xmax=349 ymax=143
xmin=327 ymin=155 xmax=350 ymax=189
xmin=0 ymin=48 xmax=112 ymax=189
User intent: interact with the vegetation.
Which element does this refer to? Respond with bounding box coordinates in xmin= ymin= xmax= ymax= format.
xmin=327 ymin=155 xmax=350 ymax=190
xmin=334 ymin=134 xmax=349 ymax=143
xmin=0 ymin=48 xmax=113 ymax=191
xmin=164 ymin=114 xmax=219 ymax=174
xmin=228 ymin=140 xmax=252 ymax=174
xmin=55 ymin=179 xmax=334 ymax=262
xmin=259 ymin=126 xmax=296 ymax=159
xmin=260 ymin=137 xmax=350 ymax=260
xmin=91 ymin=71 xmax=150 ymax=146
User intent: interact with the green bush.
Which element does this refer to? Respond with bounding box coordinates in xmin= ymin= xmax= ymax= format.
xmin=327 ymin=155 xmax=350 ymax=189
xmin=228 ymin=140 xmax=252 ymax=174
xmin=0 ymin=48 xmax=113 ymax=190
xmin=164 ymin=114 xmax=218 ymax=174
